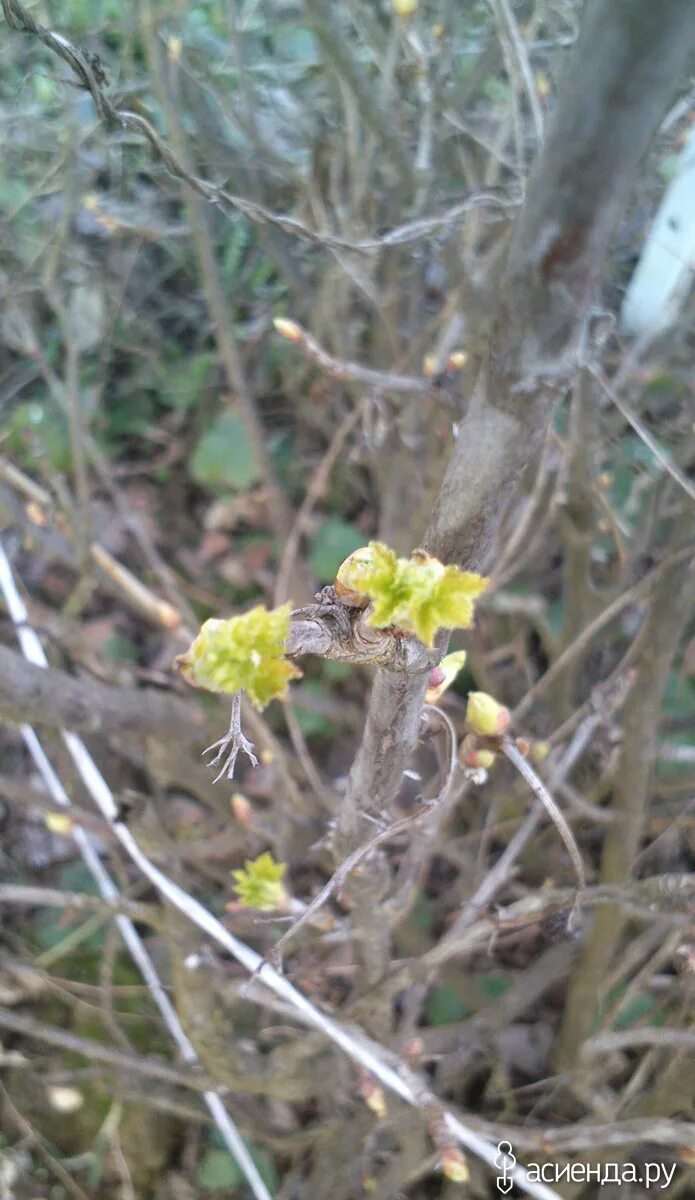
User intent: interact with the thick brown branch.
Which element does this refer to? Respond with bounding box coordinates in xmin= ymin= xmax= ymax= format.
xmin=0 ymin=644 xmax=201 ymax=742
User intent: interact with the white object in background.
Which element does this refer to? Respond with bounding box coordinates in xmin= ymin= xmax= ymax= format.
xmin=621 ymin=124 xmax=695 ymax=336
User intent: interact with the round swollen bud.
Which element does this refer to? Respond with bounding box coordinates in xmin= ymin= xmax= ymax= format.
xmin=531 ymin=739 xmax=551 ymax=764
xmin=391 ymin=0 xmax=419 ymax=16
xmin=273 ymin=316 xmax=303 ymax=342
xmin=459 ymin=737 xmax=496 ymax=771
xmin=230 ymin=792 xmax=253 ymax=827
xmin=334 ymin=546 xmax=376 ymax=607
xmin=465 ymin=691 xmax=511 ymax=737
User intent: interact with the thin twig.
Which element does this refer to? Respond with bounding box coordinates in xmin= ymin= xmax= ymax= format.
xmin=513 ymin=544 xmax=695 ymax=721
xmin=90 ymin=542 xmax=182 ymax=630
xmin=0 ymin=1082 xmax=91 ymax=1200
xmin=270 ymin=801 xmax=438 ymax=964
xmin=584 ymin=1028 xmax=695 ymax=1056
xmin=0 ymin=883 xmax=156 ymax=923
xmin=502 ymin=737 xmax=586 ymax=904
xmin=588 ymin=363 xmax=695 ymax=505
xmin=489 ymin=0 xmax=544 ymax=147
xmin=0 ymin=0 xmax=514 ymax=256
xmin=0 ymin=1008 xmax=219 ymax=1095
xmin=274 ymin=318 xmax=431 ymax=394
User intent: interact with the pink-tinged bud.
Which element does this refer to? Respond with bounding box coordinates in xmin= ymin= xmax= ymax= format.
xmin=440 ymin=1147 xmax=469 ymax=1183
xmin=465 ymin=692 xmax=511 ymax=737
xmin=273 ymin=317 xmax=303 ymax=342
xmin=459 ymin=738 xmax=496 ymax=770
xmin=230 ymin=792 xmax=252 ymax=827
xmin=404 ymin=1036 xmax=424 ymax=1062
xmin=428 ymin=666 xmax=446 ymax=690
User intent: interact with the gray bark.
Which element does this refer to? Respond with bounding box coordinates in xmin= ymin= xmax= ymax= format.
xmin=0 ymin=644 xmax=201 ymax=743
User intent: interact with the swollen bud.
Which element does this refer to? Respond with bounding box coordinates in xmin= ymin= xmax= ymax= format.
xmin=425 ymin=649 xmax=467 ymax=703
xmin=391 ymin=0 xmax=419 ymax=16
xmin=358 ymin=1072 xmax=387 ymax=1120
xmin=465 ymin=691 xmax=511 ymax=737
xmin=230 ymin=792 xmax=253 ymax=827
xmin=440 ymin=1147 xmax=469 ymax=1183
xmin=459 ymin=736 xmax=496 ymax=770
xmin=334 ymin=546 xmax=376 ymax=607
xmin=428 ymin=665 xmax=446 ymax=690
xmin=273 ymin=316 xmax=303 ymax=343
xmin=531 ymin=739 xmax=551 ymax=763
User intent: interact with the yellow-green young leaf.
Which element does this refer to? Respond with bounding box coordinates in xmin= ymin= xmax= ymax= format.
xmin=336 ymin=543 xmax=488 ymax=648
xmin=232 ymin=852 xmax=288 ymax=911
xmin=176 ymin=604 xmax=301 ymax=709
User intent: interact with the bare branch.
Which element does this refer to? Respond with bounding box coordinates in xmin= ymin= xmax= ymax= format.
xmin=502 ymin=736 xmax=586 ymax=901
xmin=273 ymin=319 xmax=431 ymax=394
xmin=0 ymin=643 xmax=200 ymax=742
xmin=587 ymin=363 xmax=695 ymax=505
xmin=0 ymin=0 xmax=511 ymax=257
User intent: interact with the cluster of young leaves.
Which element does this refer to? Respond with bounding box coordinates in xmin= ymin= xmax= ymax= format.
xmin=337 ymin=542 xmax=488 ymax=647
xmin=176 ymin=604 xmax=300 ymax=709
xmin=232 ymin=852 xmax=288 ymax=912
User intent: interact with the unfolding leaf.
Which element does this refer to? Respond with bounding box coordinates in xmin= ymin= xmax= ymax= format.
xmin=232 ymin=851 xmax=288 ymax=911
xmin=176 ymin=603 xmax=301 ymax=709
xmin=336 ymin=542 xmax=488 ymax=647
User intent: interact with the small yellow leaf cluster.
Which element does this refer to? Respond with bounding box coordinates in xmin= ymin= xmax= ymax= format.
xmin=336 ymin=543 xmax=488 ymax=648
xmin=232 ymin=852 xmax=288 ymax=912
xmin=176 ymin=604 xmax=300 ymax=709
